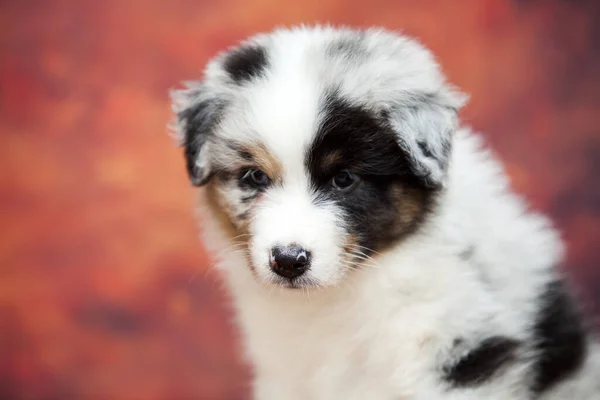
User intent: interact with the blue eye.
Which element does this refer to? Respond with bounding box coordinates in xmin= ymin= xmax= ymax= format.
xmin=242 ymin=168 xmax=270 ymax=188
xmin=332 ymin=171 xmax=358 ymax=190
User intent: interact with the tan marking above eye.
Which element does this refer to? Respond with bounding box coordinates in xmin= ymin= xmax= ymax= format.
xmin=320 ymin=151 xmax=343 ymax=171
xmin=239 ymin=142 xmax=282 ymax=182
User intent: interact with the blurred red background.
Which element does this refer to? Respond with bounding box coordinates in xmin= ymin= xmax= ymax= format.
xmin=1 ymin=0 xmax=599 ymax=399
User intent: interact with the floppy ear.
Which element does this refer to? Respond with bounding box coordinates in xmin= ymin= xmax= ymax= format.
xmin=170 ymin=84 xmax=226 ymax=186
xmin=387 ymin=87 xmax=467 ymax=188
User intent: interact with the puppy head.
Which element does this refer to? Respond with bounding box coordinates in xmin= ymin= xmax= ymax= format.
xmin=171 ymin=26 xmax=466 ymax=289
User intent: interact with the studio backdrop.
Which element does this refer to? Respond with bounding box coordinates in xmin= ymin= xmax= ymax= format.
xmin=1 ymin=1 xmax=599 ymax=399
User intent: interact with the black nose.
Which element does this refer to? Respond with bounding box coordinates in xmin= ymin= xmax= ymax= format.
xmin=270 ymin=245 xmax=310 ymax=279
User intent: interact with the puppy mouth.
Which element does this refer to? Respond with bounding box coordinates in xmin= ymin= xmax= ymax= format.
xmin=268 ymin=274 xmax=319 ymax=289
xmin=277 ymin=279 xmax=304 ymax=290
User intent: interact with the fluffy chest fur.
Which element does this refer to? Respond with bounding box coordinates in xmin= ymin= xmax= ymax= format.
xmin=226 ymin=254 xmax=462 ymax=400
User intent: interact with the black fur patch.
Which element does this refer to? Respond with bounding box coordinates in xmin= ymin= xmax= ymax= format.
xmin=443 ymin=336 xmax=520 ymax=387
xmin=531 ymin=279 xmax=587 ymax=394
xmin=306 ymin=91 xmax=437 ymax=253
xmin=179 ymin=94 xmax=226 ymax=185
xmin=223 ymin=45 xmax=269 ymax=84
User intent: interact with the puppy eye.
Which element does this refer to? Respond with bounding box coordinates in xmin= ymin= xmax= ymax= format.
xmin=241 ymin=168 xmax=270 ymax=188
xmin=331 ymin=171 xmax=358 ymax=190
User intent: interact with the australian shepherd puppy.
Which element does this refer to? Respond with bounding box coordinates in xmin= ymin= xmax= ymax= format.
xmin=170 ymin=26 xmax=599 ymax=399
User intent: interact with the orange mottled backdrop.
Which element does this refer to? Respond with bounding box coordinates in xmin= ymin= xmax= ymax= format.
xmin=1 ymin=0 xmax=599 ymax=399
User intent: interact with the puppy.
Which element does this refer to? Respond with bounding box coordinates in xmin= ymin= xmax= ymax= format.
xmin=170 ymin=26 xmax=599 ymax=399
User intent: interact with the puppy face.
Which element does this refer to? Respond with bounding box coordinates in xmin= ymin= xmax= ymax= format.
xmin=171 ymin=27 xmax=465 ymax=288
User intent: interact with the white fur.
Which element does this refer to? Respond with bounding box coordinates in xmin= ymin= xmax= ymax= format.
xmin=175 ymin=26 xmax=599 ymax=399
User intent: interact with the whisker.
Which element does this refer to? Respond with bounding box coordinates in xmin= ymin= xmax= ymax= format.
xmin=345 ymin=243 xmax=383 ymax=257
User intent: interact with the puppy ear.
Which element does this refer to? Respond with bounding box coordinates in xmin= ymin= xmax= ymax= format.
xmin=170 ymin=84 xmax=225 ymax=186
xmin=388 ymin=87 xmax=467 ymax=188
